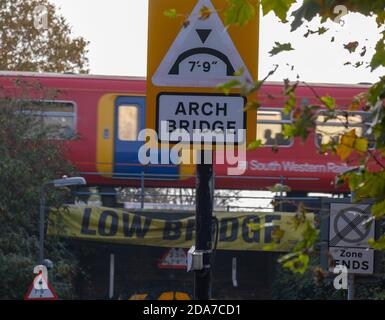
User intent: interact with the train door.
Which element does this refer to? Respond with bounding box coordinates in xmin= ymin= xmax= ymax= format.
xmin=114 ymin=96 xmax=145 ymax=177
xmin=113 ymin=96 xmax=179 ymax=179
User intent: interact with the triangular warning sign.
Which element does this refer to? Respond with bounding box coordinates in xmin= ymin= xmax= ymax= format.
xmin=152 ymin=0 xmax=253 ymax=88
xmin=158 ymin=248 xmax=187 ymax=270
xmin=24 ymin=272 xmax=58 ymax=300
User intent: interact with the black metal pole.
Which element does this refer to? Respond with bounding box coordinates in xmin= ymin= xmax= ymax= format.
xmin=194 ymin=150 xmax=213 ymax=300
xmin=39 ymin=187 xmax=45 ymax=265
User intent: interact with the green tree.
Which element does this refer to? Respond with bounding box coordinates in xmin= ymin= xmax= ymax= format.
xmin=0 ymin=0 xmax=89 ymax=73
xmin=0 ymin=81 xmax=81 ymax=299
xmin=0 ymin=0 xmax=89 ymax=298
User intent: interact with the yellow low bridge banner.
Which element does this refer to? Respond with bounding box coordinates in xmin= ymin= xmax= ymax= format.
xmin=48 ymin=207 xmax=314 ymax=252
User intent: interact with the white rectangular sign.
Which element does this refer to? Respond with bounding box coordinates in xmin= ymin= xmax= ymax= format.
xmin=156 ymin=93 xmax=246 ymax=144
xmin=329 ymin=247 xmax=374 ymax=274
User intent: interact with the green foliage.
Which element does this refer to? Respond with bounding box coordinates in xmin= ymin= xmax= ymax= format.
xmin=278 ymin=220 xmax=319 ymax=273
xmin=164 ymin=9 xmax=177 ymax=19
xmin=261 ymin=0 xmax=296 ymax=22
xmin=283 ymin=104 xmax=320 ymax=141
xmin=274 ymin=252 xmax=385 ymax=300
xmin=367 ymin=77 xmax=385 ymax=106
xmin=225 ymin=0 xmax=256 ymax=26
xmin=290 ymin=1 xmax=322 ymax=31
xmin=369 ymin=235 xmax=385 ymax=250
xmin=320 ymin=96 xmax=336 ymax=110
xmin=304 ymin=26 xmax=329 ymax=38
xmin=371 ymin=199 xmax=385 ymax=219
xmin=371 ymin=34 xmax=385 ymax=71
xmin=272 ymin=257 xmax=344 ymax=300
xmin=267 ymin=183 xmax=291 ymax=193
xmin=217 ymin=79 xmax=241 ymax=95
xmin=247 ymin=139 xmax=263 ymax=151
xmin=0 ymin=82 xmax=79 ymax=299
xmin=355 ymin=171 xmax=385 ymax=201
xmin=224 ymin=0 xmax=385 ymax=290
xmin=268 ymin=42 xmax=295 ymax=56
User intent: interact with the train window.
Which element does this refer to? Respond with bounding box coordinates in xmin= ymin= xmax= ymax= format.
xmin=315 ymin=111 xmax=372 ymax=147
xmin=256 ymin=109 xmax=292 ymax=146
xmin=21 ymin=101 xmax=76 ymax=139
xmin=118 ymin=105 xmax=139 ymax=141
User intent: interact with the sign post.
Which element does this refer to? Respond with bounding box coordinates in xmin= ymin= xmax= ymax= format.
xmin=147 ymin=0 xmax=259 ymax=300
xmin=194 ymin=153 xmax=214 ymax=299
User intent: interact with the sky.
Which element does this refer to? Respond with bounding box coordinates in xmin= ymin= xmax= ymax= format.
xmin=49 ymin=0 xmax=384 ymax=84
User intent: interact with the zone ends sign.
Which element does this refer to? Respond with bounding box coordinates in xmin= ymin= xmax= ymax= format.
xmin=328 ymin=203 xmax=375 ymax=275
xmin=330 ymin=247 xmax=373 ymax=274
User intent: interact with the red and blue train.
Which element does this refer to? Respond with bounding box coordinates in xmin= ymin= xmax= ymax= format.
xmin=0 ymin=71 xmax=372 ymax=193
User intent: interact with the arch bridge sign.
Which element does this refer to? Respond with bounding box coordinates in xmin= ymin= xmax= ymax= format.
xmin=146 ymin=0 xmax=259 ymax=146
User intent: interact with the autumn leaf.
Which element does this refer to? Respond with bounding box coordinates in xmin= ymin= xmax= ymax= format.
xmin=199 ymin=6 xmax=212 ymax=20
xmin=0 ymin=0 xmax=89 ymax=73
xmin=336 ymin=131 xmax=356 ymax=160
xmin=272 ymin=227 xmax=285 ymax=243
xmin=182 ymin=19 xmax=191 ymax=28
xmin=336 ymin=129 xmax=368 ymax=160
xmin=354 ymin=137 xmax=369 ymax=153
xmin=269 ymin=42 xmax=295 ymax=56
xmin=376 ymin=10 xmax=385 ymax=26
xmin=344 ymin=41 xmax=359 ymax=53
xmin=349 ymin=92 xmax=367 ymax=111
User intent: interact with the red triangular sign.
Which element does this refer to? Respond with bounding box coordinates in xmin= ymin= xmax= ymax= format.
xmin=24 ymin=272 xmax=58 ymax=300
xmin=158 ymin=248 xmax=187 ymax=270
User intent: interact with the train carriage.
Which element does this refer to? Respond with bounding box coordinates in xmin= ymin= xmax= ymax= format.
xmin=0 ymin=71 xmax=373 ymax=193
